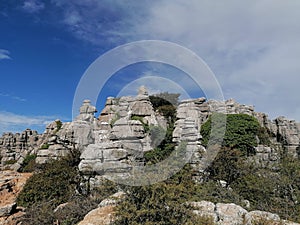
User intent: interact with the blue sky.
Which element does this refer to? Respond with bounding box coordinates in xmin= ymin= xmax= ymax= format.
xmin=1 ymin=0 xmax=300 ymax=134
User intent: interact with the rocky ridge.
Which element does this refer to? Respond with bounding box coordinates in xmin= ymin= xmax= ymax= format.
xmin=1 ymin=86 xmax=300 ymax=224
xmin=1 ymin=86 xmax=300 ymax=181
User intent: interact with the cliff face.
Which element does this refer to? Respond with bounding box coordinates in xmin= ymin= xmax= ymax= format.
xmin=1 ymin=86 xmax=300 ymax=182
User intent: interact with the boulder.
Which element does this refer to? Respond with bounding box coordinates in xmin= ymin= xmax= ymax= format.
xmin=216 ymin=203 xmax=248 ymax=225
xmin=244 ymin=211 xmax=280 ymax=225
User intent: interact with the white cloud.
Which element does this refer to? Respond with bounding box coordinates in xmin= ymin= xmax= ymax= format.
xmin=130 ymin=1 xmax=300 ymax=121
xmin=0 ymin=111 xmax=59 ymax=134
xmin=0 ymin=93 xmax=26 ymax=102
xmin=0 ymin=49 xmax=11 ymax=60
xmin=49 ymin=1 xmax=300 ymax=121
xmin=22 ymin=0 xmax=45 ymax=13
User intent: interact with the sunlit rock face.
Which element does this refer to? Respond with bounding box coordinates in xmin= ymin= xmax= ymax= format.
xmin=1 ymin=86 xmax=300 ymax=187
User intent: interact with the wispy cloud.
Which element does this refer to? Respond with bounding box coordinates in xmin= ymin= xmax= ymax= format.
xmin=0 ymin=93 xmax=27 ymax=102
xmin=22 ymin=0 xmax=45 ymax=13
xmin=0 ymin=111 xmax=61 ymax=134
xmin=35 ymin=1 xmax=300 ymax=121
xmin=50 ymin=0 xmax=150 ymax=45
xmin=0 ymin=49 xmax=11 ymax=60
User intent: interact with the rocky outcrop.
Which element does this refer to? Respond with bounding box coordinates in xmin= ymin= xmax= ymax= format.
xmin=79 ymin=87 xmax=167 ymax=188
xmin=189 ymin=201 xmax=299 ymax=225
xmin=0 ymin=129 xmax=41 ymax=171
xmin=0 ymin=171 xmax=32 ymax=224
xmin=36 ymin=100 xmax=98 ymax=164
xmin=173 ymin=97 xmax=300 ymax=173
xmin=1 ymin=86 xmax=300 ymax=178
xmin=78 ymin=192 xmax=125 ymax=225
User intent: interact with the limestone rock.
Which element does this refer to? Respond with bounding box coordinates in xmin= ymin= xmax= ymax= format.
xmin=77 ymin=99 xmax=97 ymax=122
xmin=0 ymin=203 xmax=16 ymax=217
xmin=98 ymin=191 xmax=125 ymax=207
xmin=216 ymin=203 xmax=248 ymax=225
xmin=244 ymin=211 xmax=280 ymax=225
xmin=78 ymin=192 xmax=125 ymax=225
xmin=112 ymin=118 xmax=145 ymax=139
xmin=188 ymin=201 xmax=217 ymax=223
xmin=0 ymin=129 xmax=41 ymax=170
xmin=77 ymin=205 xmax=115 ymax=225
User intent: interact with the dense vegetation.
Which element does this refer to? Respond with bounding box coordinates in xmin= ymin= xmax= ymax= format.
xmin=115 ymin=113 xmax=300 ymax=224
xmin=17 ymin=150 xmax=118 ymax=225
xmin=143 ymin=93 xmax=179 ymax=164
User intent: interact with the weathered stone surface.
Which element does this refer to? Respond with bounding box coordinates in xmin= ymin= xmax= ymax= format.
xmin=216 ymin=203 xmax=248 ymax=225
xmin=112 ymin=118 xmax=144 ymax=139
xmin=188 ymin=201 xmax=217 ymax=223
xmin=244 ymin=210 xmax=280 ymax=225
xmin=0 ymin=129 xmax=41 ymax=170
xmin=98 ymin=191 xmax=125 ymax=207
xmin=77 ymin=205 xmax=115 ymax=225
xmin=0 ymin=171 xmax=31 ymax=223
xmin=76 ymin=99 xmax=97 ymax=122
xmin=0 ymin=203 xmax=16 ymax=217
xmin=78 ymin=192 xmax=125 ymax=225
xmin=188 ymin=201 xmax=300 ymax=225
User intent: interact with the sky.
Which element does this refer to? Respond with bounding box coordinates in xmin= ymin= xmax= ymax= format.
xmin=1 ymin=0 xmax=300 ymax=134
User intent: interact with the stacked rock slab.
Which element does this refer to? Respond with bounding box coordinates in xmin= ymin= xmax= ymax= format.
xmin=1 ymin=86 xmax=300 ymax=176
xmin=173 ymin=98 xmax=300 ymax=175
xmin=188 ymin=201 xmax=298 ymax=225
xmin=36 ymin=100 xmax=98 ymax=164
xmin=0 ymin=129 xmax=41 ymax=170
xmin=79 ymin=86 xmax=167 ymax=188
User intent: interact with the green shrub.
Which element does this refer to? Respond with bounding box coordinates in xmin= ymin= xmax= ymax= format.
xmin=149 ymin=93 xmax=179 ymax=122
xmin=40 ymin=143 xmax=49 ymax=149
xmin=110 ymin=113 xmax=120 ymax=127
xmin=4 ymin=159 xmax=17 ymax=165
xmin=185 ymin=215 xmax=216 ymax=225
xmin=201 ymin=113 xmax=261 ymax=156
xmin=17 ymin=157 xmax=78 ymax=208
xmin=18 ymin=154 xmax=37 ymax=172
xmin=114 ymin=166 xmax=197 ymax=225
xmin=131 ymin=115 xmax=150 ymax=133
xmin=55 ymin=120 xmax=63 ymax=131
xmin=20 ymin=180 xmax=118 ymax=225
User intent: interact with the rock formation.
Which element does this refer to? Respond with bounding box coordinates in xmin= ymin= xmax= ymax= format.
xmin=1 ymin=86 xmax=300 ymax=180
xmin=0 ymin=170 xmax=32 ymax=224
xmin=188 ymin=200 xmax=299 ymax=225
xmin=0 ymin=129 xmax=41 ymax=171
xmin=1 ymin=86 xmax=300 ymax=224
xmin=79 ymin=87 xmax=167 ymax=188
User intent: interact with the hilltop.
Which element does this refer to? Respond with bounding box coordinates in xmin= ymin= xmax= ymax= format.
xmin=0 ymin=86 xmax=300 ymax=224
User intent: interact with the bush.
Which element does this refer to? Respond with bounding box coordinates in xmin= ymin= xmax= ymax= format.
xmin=201 ymin=113 xmax=261 ymax=156
xmin=20 ymin=180 xmax=118 ymax=225
xmin=3 ymin=159 xmax=17 ymax=165
xmin=114 ymin=166 xmax=197 ymax=225
xmin=17 ymin=157 xmax=78 ymax=208
xmin=18 ymin=149 xmax=118 ymax=225
xmin=149 ymin=92 xmax=179 ymax=122
xmin=55 ymin=120 xmax=63 ymax=131
xmin=18 ymin=154 xmax=37 ymax=172
xmin=131 ymin=115 xmax=150 ymax=132
xmin=40 ymin=143 xmax=49 ymax=149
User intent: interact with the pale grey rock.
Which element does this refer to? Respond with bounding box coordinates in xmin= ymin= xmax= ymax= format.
xmin=0 ymin=129 xmax=41 ymax=170
xmin=244 ymin=210 xmax=280 ymax=225
xmin=188 ymin=201 xmax=217 ymax=223
xmin=138 ymin=85 xmax=148 ymax=96
xmin=112 ymin=118 xmax=145 ymax=139
xmin=77 ymin=99 xmax=97 ymax=122
xmin=0 ymin=203 xmax=16 ymax=217
xmin=98 ymin=191 xmax=125 ymax=207
xmin=216 ymin=203 xmax=248 ymax=225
